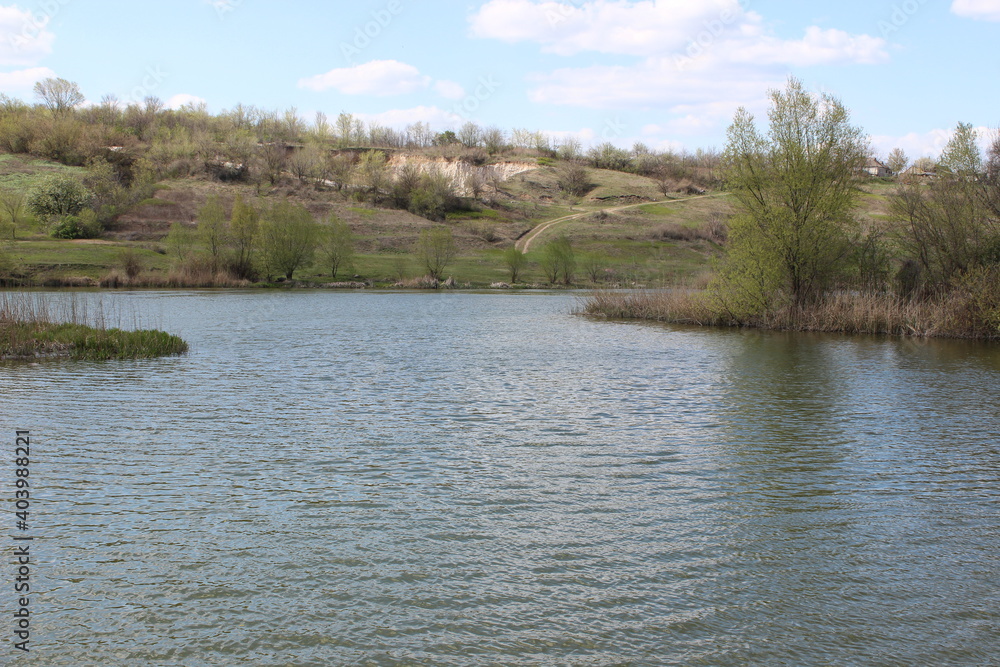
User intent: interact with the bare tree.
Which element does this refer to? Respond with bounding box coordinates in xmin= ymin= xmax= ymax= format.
xmin=557 ymin=137 xmax=583 ymax=162
xmin=458 ymin=122 xmax=482 ymax=148
xmin=33 ymin=78 xmax=84 ymax=114
xmin=289 ymin=143 xmax=323 ymax=183
xmin=482 ymin=126 xmax=507 ymax=155
xmin=418 ymin=227 xmax=457 ymax=280
xmin=320 ymin=214 xmax=354 ymax=279
xmin=557 ymin=162 xmax=592 ymax=197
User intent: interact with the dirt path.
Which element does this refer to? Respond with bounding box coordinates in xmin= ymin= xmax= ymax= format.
xmin=515 ymin=193 xmax=727 ymax=253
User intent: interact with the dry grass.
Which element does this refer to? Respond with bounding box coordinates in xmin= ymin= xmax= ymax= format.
xmin=96 ymin=264 xmax=250 ymax=289
xmin=581 ymin=289 xmax=720 ymax=324
xmin=582 ymin=288 xmax=1000 ymax=340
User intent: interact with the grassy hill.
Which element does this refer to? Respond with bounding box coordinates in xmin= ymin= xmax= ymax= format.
xmin=1 ymin=152 xmax=738 ymax=288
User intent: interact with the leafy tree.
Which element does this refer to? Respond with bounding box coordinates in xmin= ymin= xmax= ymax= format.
xmin=408 ymin=171 xmax=457 ymax=220
xmin=166 ymin=222 xmax=197 ymax=263
xmin=0 ymin=190 xmax=29 ymax=239
xmin=33 ymin=78 xmax=84 ymax=114
xmin=326 ymin=153 xmax=355 ymax=191
xmin=197 ymin=195 xmax=229 ymax=272
xmin=320 ymin=215 xmax=354 ymax=279
xmin=503 ymin=246 xmax=527 ymax=283
xmin=890 ymin=128 xmax=998 ymax=288
xmin=260 ymin=200 xmax=318 ymax=280
xmin=28 ymin=175 xmax=93 ymax=219
xmin=229 ymin=195 xmax=260 ymax=280
xmin=714 ymin=77 xmax=868 ymax=313
xmin=390 ymin=163 xmax=423 ymax=209
xmin=938 ymin=122 xmax=982 ymax=177
xmin=418 ymin=227 xmax=456 ymax=280
xmin=335 ymin=112 xmax=364 ymax=147
xmin=433 ymin=130 xmax=459 ymax=147
xmin=540 ymin=235 xmax=576 ymax=285
xmin=887 ymin=147 xmax=909 ymax=175
xmin=356 ymin=150 xmax=389 ymax=202
xmin=588 ymin=142 xmax=631 ymax=171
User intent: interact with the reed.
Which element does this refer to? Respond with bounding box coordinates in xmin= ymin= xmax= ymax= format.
xmin=581 ymin=289 xmax=1000 ymax=340
xmin=0 ymin=292 xmax=189 ymax=360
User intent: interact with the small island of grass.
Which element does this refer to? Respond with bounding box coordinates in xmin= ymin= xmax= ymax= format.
xmin=1 ymin=294 xmax=188 ymax=361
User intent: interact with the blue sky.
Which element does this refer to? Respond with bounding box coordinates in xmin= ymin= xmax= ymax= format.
xmin=1 ymin=0 xmax=998 ymax=161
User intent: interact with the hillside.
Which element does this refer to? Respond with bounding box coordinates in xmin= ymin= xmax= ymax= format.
xmin=1 ymin=150 xmax=736 ymax=288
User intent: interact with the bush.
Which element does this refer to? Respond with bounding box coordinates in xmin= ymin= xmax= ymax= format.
xmin=29 ymin=175 xmax=93 ymax=219
xmin=502 ymin=246 xmax=527 ymax=283
xmin=557 ymin=163 xmax=592 ymax=197
xmin=407 ymin=172 xmax=458 ymax=221
xmin=119 ymin=248 xmax=143 ymax=279
xmin=51 ymin=209 xmax=102 ymax=239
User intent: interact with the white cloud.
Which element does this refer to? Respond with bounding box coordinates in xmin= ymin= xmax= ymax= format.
xmin=470 ymin=0 xmax=743 ymax=57
xmin=0 ymin=5 xmax=56 ymax=66
xmin=951 ymin=0 xmax=1000 ymax=21
xmin=0 ymin=66 xmax=55 ymax=91
xmin=723 ymin=26 xmax=888 ymax=66
xmin=471 ymin=0 xmax=886 ymax=142
xmin=434 ymin=80 xmax=466 ymax=100
xmin=167 ymin=93 xmax=208 ymax=110
xmin=469 ymin=0 xmax=887 ymax=63
xmin=299 ymin=60 xmax=432 ymax=96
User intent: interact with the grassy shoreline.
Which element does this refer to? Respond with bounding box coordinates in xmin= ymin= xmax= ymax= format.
xmin=0 ymin=293 xmax=189 ymax=360
xmin=581 ymin=289 xmax=1000 ymax=341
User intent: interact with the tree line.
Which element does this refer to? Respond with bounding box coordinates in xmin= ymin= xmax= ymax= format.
xmin=708 ymin=77 xmax=1000 ymax=336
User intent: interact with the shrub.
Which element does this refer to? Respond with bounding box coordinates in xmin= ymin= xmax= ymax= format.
xmin=540 ymin=235 xmax=576 ymax=285
xmin=119 ymin=248 xmax=143 ymax=280
xmin=28 ymin=175 xmax=93 ymax=219
xmin=556 ymin=163 xmax=592 ymax=197
xmin=51 ymin=209 xmax=102 ymax=239
xmin=502 ymin=246 xmax=527 ymax=283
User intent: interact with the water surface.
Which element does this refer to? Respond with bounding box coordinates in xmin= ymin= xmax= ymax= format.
xmin=2 ymin=291 xmax=998 ymax=665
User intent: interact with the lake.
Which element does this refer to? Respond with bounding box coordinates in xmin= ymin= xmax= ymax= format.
xmin=2 ymin=290 xmax=998 ymax=666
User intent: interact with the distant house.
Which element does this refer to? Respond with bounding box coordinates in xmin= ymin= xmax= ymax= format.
xmin=863 ymin=158 xmax=892 ymax=178
xmin=901 ymin=165 xmax=937 ymax=179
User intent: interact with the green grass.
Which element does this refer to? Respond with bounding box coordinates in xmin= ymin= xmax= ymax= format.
xmin=137 ymin=198 xmax=179 ymax=207
xmin=347 ymin=206 xmax=376 ymax=218
xmin=0 ymin=155 xmax=86 ymax=191
xmin=0 ymin=293 xmax=189 ymax=360
xmin=0 ymin=322 xmax=189 ymax=360
xmin=446 ymin=208 xmax=505 ymax=221
xmin=11 ymin=240 xmax=171 ymax=280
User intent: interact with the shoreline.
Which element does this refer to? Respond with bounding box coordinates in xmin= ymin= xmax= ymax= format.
xmin=580 ymin=289 xmax=1000 ymax=342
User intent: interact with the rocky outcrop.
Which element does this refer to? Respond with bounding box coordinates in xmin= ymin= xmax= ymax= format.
xmin=387 ymin=155 xmax=536 ymax=196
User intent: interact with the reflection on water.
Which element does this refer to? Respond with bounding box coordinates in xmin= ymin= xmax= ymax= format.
xmin=1 ymin=291 xmax=998 ymax=666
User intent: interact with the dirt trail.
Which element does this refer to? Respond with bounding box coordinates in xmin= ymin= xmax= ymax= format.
xmin=516 ymin=193 xmax=728 ymax=253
